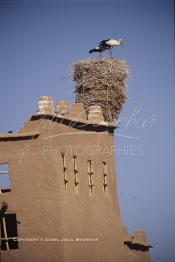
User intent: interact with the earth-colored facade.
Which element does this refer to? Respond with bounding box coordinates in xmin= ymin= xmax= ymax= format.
xmin=0 ymin=97 xmax=151 ymax=262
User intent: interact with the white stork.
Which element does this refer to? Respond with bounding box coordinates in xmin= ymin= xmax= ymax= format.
xmin=89 ymin=38 xmax=123 ymax=58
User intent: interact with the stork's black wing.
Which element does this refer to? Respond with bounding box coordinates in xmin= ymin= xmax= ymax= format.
xmin=99 ymin=39 xmax=110 ymax=45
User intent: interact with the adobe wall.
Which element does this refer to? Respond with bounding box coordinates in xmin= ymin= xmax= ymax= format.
xmin=0 ymin=115 xmax=125 ymax=262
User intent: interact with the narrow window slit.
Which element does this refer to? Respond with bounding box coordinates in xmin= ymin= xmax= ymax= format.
xmin=103 ymin=162 xmax=108 ymax=194
xmin=73 ymin=156 xmax=79 ymax=194
xmin=61 ymin=154 xmax=68 ymax=189
xmin=88 ymin=160 xmax=94 ymax=196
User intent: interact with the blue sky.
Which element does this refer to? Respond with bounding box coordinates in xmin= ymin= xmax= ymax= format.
xmin=0 ymin=0 xmax=174 ymax=261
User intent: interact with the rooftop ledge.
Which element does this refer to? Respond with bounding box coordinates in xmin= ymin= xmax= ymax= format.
xmin=0 ymin=114 xmax=116 ymax=142
xmin=0 ymin=132 xmax=40 ymax=140
xmin=31 ymin=113 xmax=117 ymax=129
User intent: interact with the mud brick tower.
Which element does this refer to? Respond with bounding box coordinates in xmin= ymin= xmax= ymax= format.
xmin=0 ymin=59 xmax=152 ymax=262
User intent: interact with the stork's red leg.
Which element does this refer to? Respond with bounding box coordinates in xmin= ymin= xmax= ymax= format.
xmin=109 ymin=47 xmax=113 ymax=59
xmin=99 ymin=51 xmax=102 ymax=58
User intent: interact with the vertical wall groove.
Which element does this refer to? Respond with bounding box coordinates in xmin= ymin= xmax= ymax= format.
xmin=88 ymin=160 xmax=94 ymax=196
xmin=73 ymin=156 xmax=79 ymax=194
xmin=103 ymin=162 xmax=108 ymax=194
xmin=61 ymin=154 xmax=68 ymax=189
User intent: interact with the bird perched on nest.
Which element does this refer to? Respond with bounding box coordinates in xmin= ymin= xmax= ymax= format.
xmin=89 ymin=38 xmax=123 ymax=58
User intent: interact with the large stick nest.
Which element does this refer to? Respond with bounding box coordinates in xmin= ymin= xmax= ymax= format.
xmin=72 ymin=58 xmax=128 ymax=122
